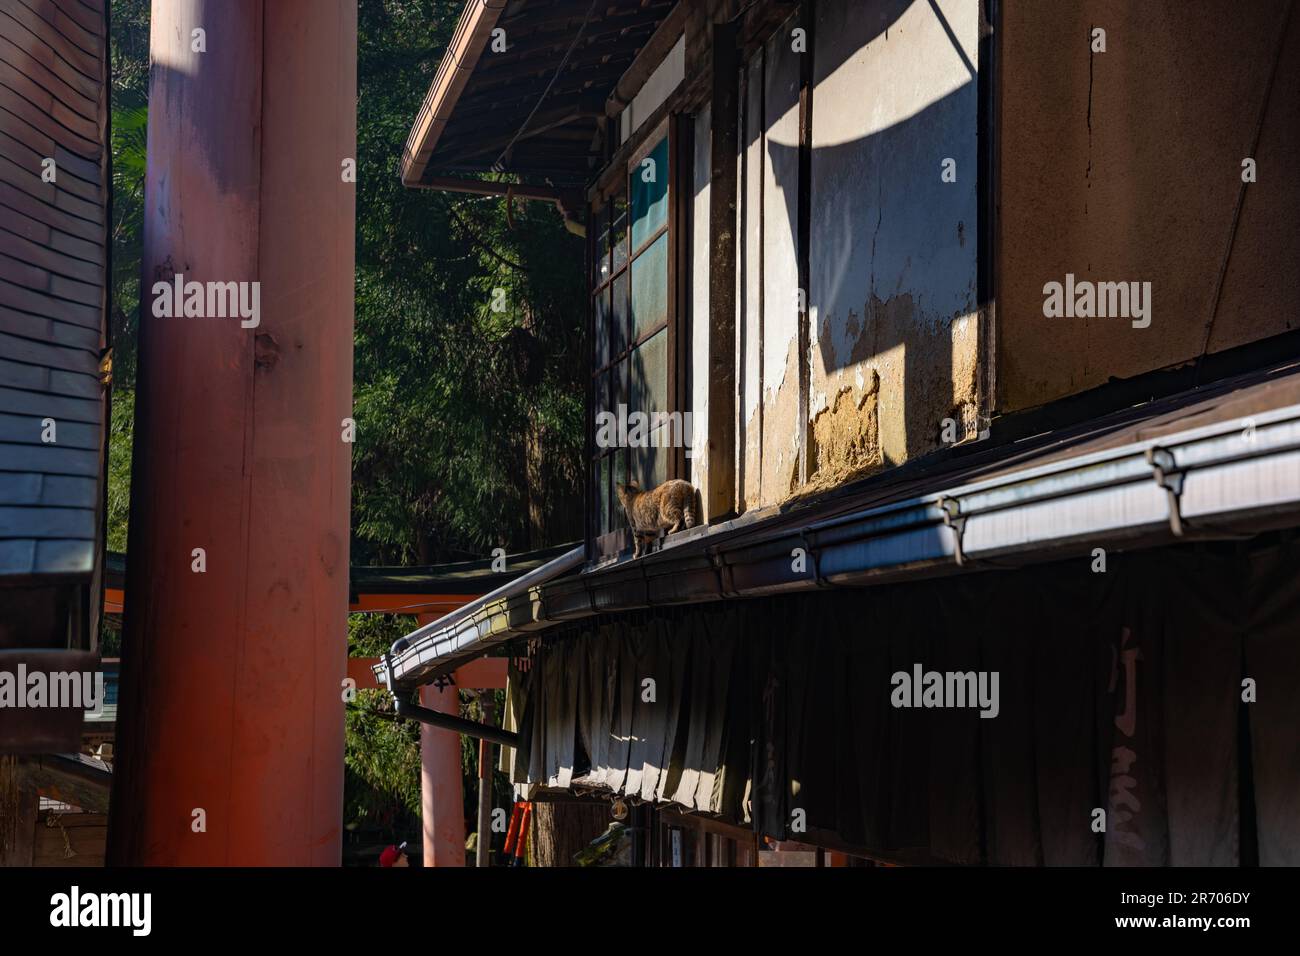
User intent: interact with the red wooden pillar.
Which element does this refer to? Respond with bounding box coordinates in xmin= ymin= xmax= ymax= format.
xmin=416 ymin=634 xmax=510 ymax=867
xmin=418 ymin=680 xmax=467 ymax=867
xmin=415 ymin=610 xmax=465 ymax=867
xmin=107 ymin=0 xmax=356 ymax=865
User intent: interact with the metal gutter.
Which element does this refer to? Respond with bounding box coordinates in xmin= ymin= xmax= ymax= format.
xmin=401 ymin=0 xmax=508 ymax=186
xmin=686 ymin=400 xmax=1300 ymax=594
xmin=380 ymin=402 xmax=1300 ymax=690
xmin=376 ymin=545 xmax=584 ymax=688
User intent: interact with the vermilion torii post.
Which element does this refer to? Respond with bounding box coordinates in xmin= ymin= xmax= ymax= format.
xmin=107 ymin=0 xmax=356 ymax=865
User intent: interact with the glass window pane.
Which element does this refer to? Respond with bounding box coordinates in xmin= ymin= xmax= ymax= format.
xmin=594 ymin=369 xmax=610 ymax=418
xmin=611 ymin=357 xmax=628 ymax=421
xmin=611 ymin=192 xmax=629 ymax=272
xmin=631 ymin=136 xmax=669 ymax=250
xmin=612 ymin=271 xmax=629 ymax=358
xmin=594 ymin=288 xmax=610 ymax=368
xmin=595 ymin=204 xmax=611 ymax=285
xmin=630 ymin=328 xmax=668 ymax=420
xmin=631 ymin=233 xmax=668 ymax=341
xmin=613 ymin=450 xmax=629 ymax=526
xmin=598 ymin=455 xmax=611 ymax=536
xmin=633 ymin=441 xmax=666 ymax=492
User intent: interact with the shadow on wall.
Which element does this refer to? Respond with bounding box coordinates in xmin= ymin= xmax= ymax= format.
xmin=736 ymin=0 xmax=983 ymax=497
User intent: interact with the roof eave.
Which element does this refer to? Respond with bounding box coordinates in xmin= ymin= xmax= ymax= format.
xmin=401 ymin=0 xmax=509 ymax=188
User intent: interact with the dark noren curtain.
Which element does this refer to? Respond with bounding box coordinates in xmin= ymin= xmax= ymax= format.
xmin=514 ymin=535 xmax=1300 ymax=865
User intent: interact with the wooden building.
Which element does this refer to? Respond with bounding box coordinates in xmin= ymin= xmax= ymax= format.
xmin=0 ymin=0 xmax=110 ymax=756
xmin=385 ymin=0 xmax=1300 ymax=866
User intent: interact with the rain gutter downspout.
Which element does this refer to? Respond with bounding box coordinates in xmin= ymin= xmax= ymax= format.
xmin=382 ymin=653 xmax=520 ymax=748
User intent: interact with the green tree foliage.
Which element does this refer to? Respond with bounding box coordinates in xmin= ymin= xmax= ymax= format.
xmin=352 ymin=0 xmax=586 ymax=565
xmin=105 ymin=389 xmax=133 ymax=555
xmin=106 ymin=0 xmax=150 ymax=556
xmin=347 ymin=614 xmax=423 ymax=823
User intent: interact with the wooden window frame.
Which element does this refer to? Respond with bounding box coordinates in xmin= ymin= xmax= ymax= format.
xmin=587 ymin=115 xmax=691 ymax=561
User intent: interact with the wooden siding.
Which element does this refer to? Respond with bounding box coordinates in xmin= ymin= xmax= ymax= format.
xmin=35 ymin=810 xmax=107 ymax=866
xmin=0 ymin=0 xmax=108 ymax=580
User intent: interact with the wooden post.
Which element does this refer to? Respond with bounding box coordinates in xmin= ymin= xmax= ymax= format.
xmin=706 ymin=19 xmax=740 ymax=520
xmin=475 ymin=694 xmax=494 ymax=866
xmin=107 ymin=0 xmax=356 ymax=865
xmin=419 ymin=679 xmax=466 ymax=867
xmin=0 ymin=768 xmax=37 ymax=867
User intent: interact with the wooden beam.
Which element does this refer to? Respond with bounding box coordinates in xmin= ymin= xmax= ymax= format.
xmin=505 ymin=2 xmax=674 ymax=38
xmin=669 ymin=112 xmax=692 ymax=481
xmin=438 ymin=94 xmax=608 ymax=140
xmin=604 ymin=1 xmax=690 ymax=117
xmin=658 ymin=806 xmax=754 ymax=843
xmin=402 ymin=0 xmax=509 ymax=186
xmin=34 ymin=811 xmax=107 ymax=867
xmin=0 ymin=768 xmax=37 ymax=866
xmin=409 ymin=176 xmax=569 ymax=203
xmin=483 ymin=20 xmax=657 ymax=67
xmin=706 ymin=18 xmax=739 ymax=520
xmin=435 ymin=109 xmax=600 ymax=167
xmin=795 ymin=0 xmax=814 ymax=486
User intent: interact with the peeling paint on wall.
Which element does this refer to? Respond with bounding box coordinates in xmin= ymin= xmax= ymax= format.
xmin=803 ymin=369 xmax=882 ymax=494
xmin=804 ymin=0 xmax=981 ymax=480
xmin=693 ymin=0 xmax=985 ymax=514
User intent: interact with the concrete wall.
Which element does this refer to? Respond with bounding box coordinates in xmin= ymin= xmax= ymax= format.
xmin=999 ymin=0 xmax=1300 ymax=412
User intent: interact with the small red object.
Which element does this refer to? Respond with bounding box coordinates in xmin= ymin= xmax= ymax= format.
xmin=503 ymin=801 xmax=524 ymax=855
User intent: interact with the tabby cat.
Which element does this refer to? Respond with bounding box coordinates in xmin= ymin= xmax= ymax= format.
xmin=615 ymin=479 xmax=698 ymax=558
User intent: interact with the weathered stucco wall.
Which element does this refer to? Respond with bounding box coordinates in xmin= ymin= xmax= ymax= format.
xmin=761 ymin=22 xmax=804 ymax=501
xmin=999 ymin=0 xmax=1300 ymax=412
xmin=807 ymin=0 xmax=981 ymax=482
xmin=739 ymin=53 xmax=765 ymax=509
xmin=735 ymin=19 xmax=806 ymax=510
xmin=687 ymin=0 xmax=983 ymax=514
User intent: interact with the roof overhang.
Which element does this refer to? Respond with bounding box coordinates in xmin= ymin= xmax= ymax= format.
xmin=401 ymin=0 xmax=680 ymax=189
xmin=402 ymin=0 xmax=509 ymax=186
xmin=379 ymin=361 xmax=1300 ymax=691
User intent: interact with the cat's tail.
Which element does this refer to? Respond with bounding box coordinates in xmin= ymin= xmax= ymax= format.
xmin=685 ymin=488 xmax=700 ymax=529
